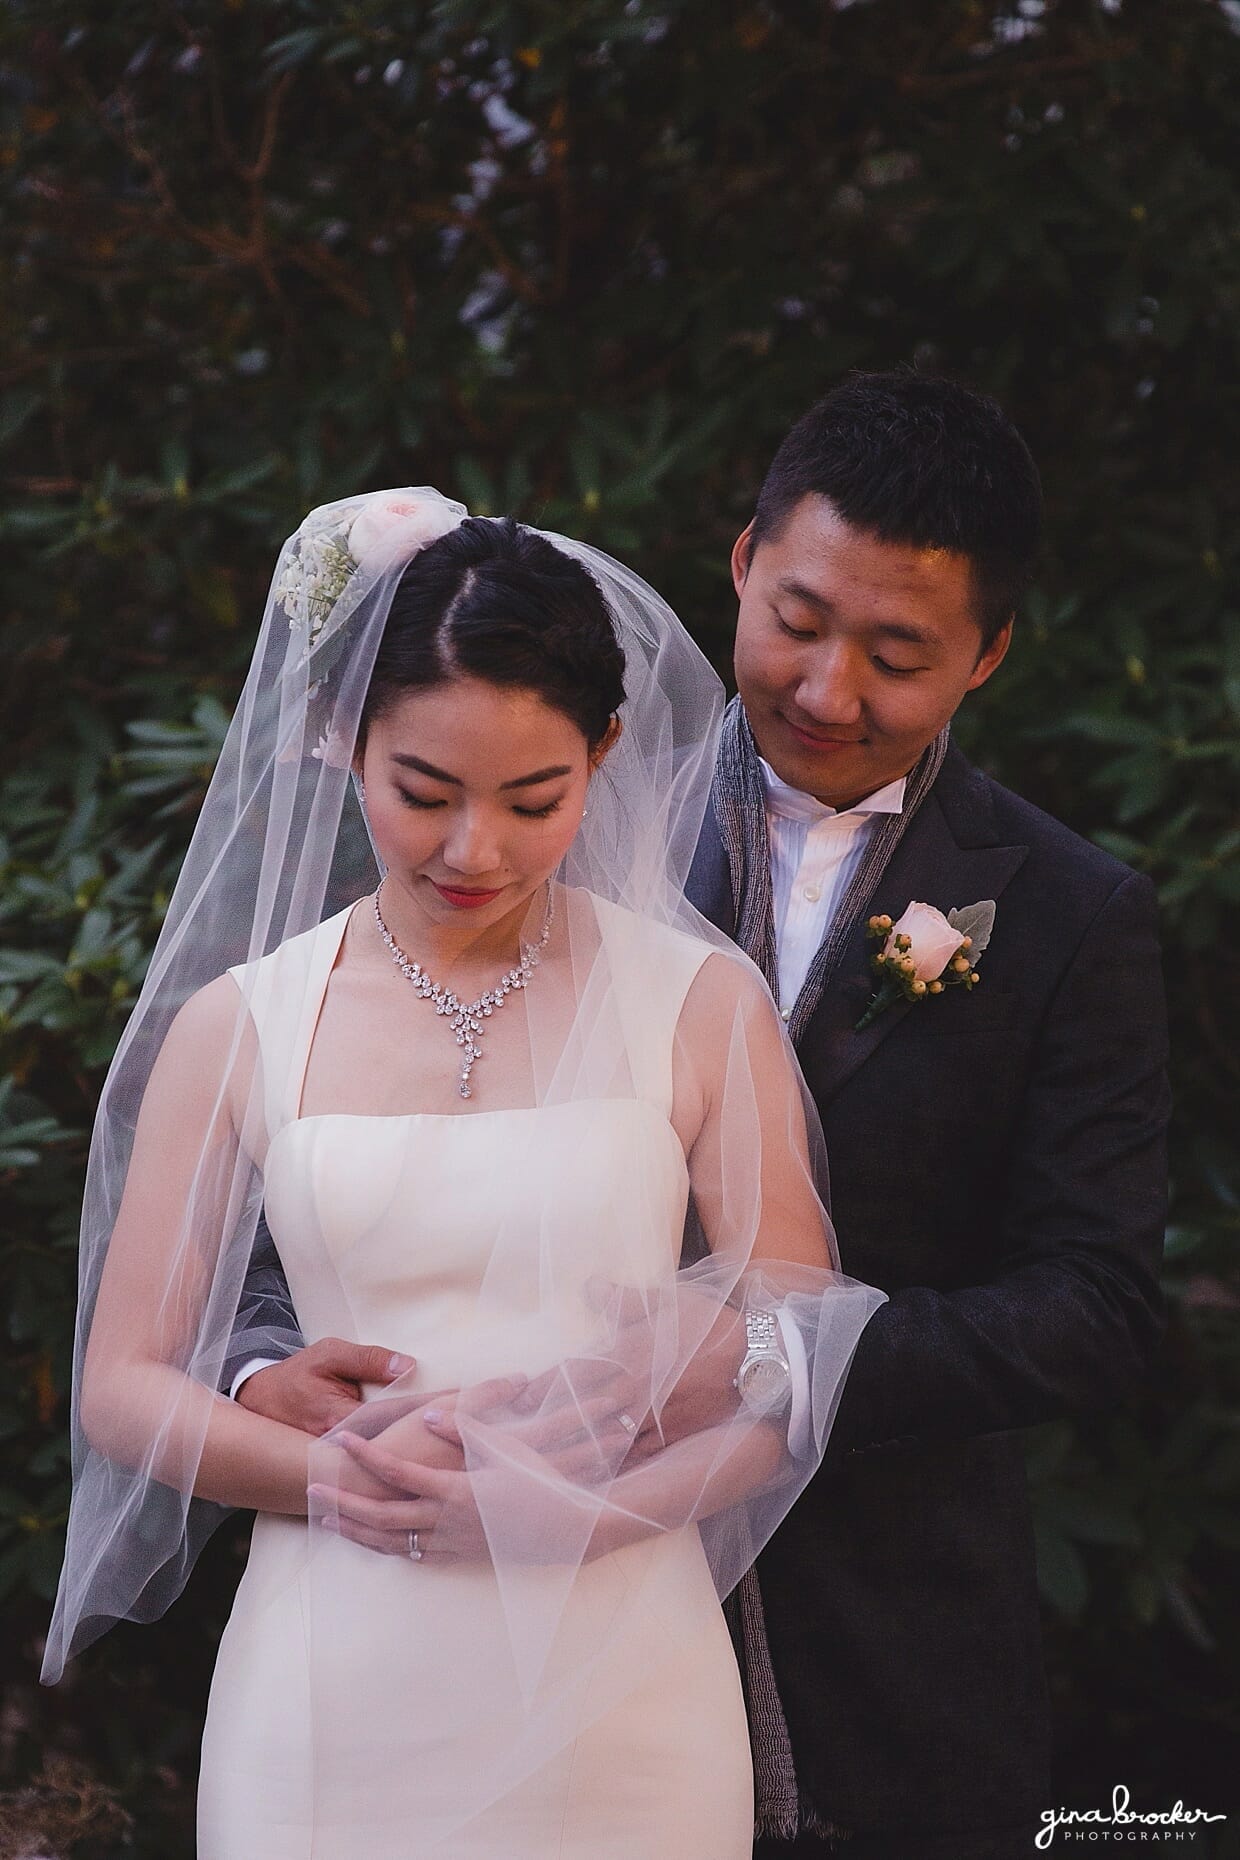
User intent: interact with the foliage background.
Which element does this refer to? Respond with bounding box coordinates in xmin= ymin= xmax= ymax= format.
xmin=2 ymin=0 xmax=1238 ymax=1852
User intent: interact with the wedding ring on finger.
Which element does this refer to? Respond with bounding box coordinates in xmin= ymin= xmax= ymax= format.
xmin=407 ymin=1530 xmax=423 ymax=1562
xmin=617 ymin=1411 xmax=638 ymax=1437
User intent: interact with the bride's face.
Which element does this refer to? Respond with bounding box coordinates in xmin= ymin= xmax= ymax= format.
xmin=357 ymin=675 xmax=604 ymax=934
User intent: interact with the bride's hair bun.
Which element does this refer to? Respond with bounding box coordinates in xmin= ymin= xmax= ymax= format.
xmin=359 ymin=516 xmax=626 ymax=750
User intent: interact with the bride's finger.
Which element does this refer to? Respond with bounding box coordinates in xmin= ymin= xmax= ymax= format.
xmin=517 ymin=1402 xmax=646 ymax=1464
xmin=457 ymin=1390 xmax=620 ymax=1455
xmin=335 ymin=1389 xmax=452 ymax=1440
xmin=325 ymin=1515 xmax=453 ymax=1560
xmin=314 ymin=1485 xmax=440 ymax=1534
xmin=511 ymin=1356 xmax=618 ymax=1412
xmin=546 ymin=1439 xmax=631 ymax=1483
xmin=454 ymin=1372 xmax=530 ymax=1417
xmin=335 ymin=1431 xmax=461 ymax=1498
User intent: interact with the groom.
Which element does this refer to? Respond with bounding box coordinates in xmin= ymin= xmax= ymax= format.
xmin=226 ymin=373 xmax=1169 ymax=1858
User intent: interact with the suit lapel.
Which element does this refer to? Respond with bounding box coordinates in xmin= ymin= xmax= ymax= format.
xmin=685 ymin=793 xmax=737 ymax=937
xmin=686 ymin=745 xmax=1030 ymax=1105
xmin=799 ymin=750 xmax=1029 ymax=1104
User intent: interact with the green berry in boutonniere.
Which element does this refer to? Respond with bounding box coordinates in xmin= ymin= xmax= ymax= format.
xmin=854 ymin=899 xmax=996 ymax=1031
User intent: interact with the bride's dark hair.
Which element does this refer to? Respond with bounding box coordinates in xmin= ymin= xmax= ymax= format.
xmin=359 ymin=516 xmax=626 ymax=750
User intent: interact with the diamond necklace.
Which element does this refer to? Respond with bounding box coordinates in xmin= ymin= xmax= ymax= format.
xmin=372 ymin=882 xmax=555 ymax=1100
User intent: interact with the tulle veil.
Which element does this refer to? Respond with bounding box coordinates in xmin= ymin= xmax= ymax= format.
xmin=43 ymin=488 xmax=885 ymax=1845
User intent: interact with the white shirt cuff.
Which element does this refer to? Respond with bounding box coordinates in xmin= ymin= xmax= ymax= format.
xmin=776 ymin=1306 xmax=812 ymax=1460
xmin=229 ymin=1357 xmax=281 ymax=1401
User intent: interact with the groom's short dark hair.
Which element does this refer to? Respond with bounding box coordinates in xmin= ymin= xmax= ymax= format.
xmin=752 ymin=371 xmax=1043 ymax=645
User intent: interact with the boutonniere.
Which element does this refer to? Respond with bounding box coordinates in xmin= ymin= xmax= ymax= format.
xmin=854 ymin=900 xmax=996 ymax=1031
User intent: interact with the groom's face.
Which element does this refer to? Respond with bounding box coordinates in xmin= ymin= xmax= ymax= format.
xmin=732 ymin=494 xmax=1011 ymax=809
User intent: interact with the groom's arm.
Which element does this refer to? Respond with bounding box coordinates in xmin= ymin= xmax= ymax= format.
xmin=220 ymin=1214 xmax=304 ymax=1396
xmin=224 ymin=1216 xmax=415 ymax=1434
xmin=825 ymin=868 xmax=1170 ymax=1458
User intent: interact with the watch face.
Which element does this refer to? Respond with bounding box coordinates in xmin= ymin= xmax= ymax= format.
xmin=740 ymin=1358 xmax=791 ymax=1408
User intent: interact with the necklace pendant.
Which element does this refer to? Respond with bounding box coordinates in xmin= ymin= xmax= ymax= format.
xmin=374 ymin=883 xmax=555 ymax=1108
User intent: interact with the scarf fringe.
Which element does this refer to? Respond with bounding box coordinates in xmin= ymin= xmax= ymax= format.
xmin=753 ymin=1792 xmax=854 ymax=1843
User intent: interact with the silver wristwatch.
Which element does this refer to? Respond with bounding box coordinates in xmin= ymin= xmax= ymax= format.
xmin=733 ymin=1309 xmax=793 ymax=1415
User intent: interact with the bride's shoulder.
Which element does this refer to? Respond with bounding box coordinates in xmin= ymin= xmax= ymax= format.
xmin=148 ymin=970 xmax=259 ymax=1101
xmin=574 ymin=889 xmax=770 ymax=1004
xmin=167 ymin=970 xmax=246 ymax=1041
xmin=225 ymin=903 xmax=354 ymax=991
xmin=682 ymin=942 xmax=779 ymax=1024
xmin=575 ymin=888 xmax=722 ymax=968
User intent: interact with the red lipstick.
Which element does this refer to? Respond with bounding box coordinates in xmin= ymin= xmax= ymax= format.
xmin=431 ymin=882 xmax=505 ymax=910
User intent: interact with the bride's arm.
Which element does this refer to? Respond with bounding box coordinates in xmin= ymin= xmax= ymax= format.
xmin=572 ymin=957 xmax=836 ymax=1537
xmin=578 ymin=950 xmax=837 ymax=1450
xmin=675 ymin=949 xmax=834 ymax=1272
xmin=80 ymin=976 xmax=314 ymax=1514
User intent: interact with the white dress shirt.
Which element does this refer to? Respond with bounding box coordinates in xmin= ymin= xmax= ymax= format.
xmin=759 ymin=759 xmax=906 ymax=1446
xmin=759 ymin=757 xmax=908 ymax=1019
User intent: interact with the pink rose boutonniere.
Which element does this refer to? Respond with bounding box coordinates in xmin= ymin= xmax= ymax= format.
xmin=854 ymin=899 xmax=997 ymax=1031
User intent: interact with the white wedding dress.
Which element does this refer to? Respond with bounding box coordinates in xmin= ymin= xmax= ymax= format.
xmin=197 ymin=898 xmax=754 ymax=1859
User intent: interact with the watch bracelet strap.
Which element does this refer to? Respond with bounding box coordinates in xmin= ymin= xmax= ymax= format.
xmin=744 ymin=1309 xmax=781 ymax=1355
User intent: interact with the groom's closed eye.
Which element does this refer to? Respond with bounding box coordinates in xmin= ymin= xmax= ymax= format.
xmin=772 ymin=608 xmax=817 ymax=642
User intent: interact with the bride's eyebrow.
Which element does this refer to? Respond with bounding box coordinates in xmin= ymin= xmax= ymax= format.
xmin=390 ymin=752 xmax=573 ymax=790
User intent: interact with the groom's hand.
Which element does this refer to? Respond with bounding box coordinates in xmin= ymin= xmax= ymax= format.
xmin=236 ymin=1338 xmax=416 ymax=1436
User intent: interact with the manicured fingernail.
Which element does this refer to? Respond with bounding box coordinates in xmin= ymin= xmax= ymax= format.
xmin=423 ymin=1409 xmax=444 ymax=1426
xmin=317 ymin=1514 xmax=339 ymax=1532
xmin=388 ymin=1353 xmax=415 ymax=1375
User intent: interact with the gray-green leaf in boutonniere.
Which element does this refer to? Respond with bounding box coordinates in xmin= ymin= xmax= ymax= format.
xmin=854 ymin=899 xmax=996 ymax=1032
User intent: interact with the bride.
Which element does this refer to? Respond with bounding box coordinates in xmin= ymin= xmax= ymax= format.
xmin=43 ymin=491 xmax=884 ymax=1858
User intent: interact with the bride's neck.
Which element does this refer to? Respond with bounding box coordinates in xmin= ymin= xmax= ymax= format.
xmin=372 ymin=878 xmax=547 ymax=983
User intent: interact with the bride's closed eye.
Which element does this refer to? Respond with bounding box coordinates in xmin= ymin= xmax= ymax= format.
xmin=396 ymin=788 xmax=564 ymax=821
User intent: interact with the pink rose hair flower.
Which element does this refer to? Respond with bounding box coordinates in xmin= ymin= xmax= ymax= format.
xmin=347 ymin=490 xmax=467 ymax=574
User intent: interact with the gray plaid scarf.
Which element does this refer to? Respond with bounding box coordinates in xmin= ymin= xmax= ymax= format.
xmin=712 ymin=697 xmax=949 ymax=1842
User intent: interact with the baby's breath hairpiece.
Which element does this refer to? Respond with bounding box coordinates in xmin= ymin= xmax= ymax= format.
xmin=275 ymin=489 xmax=470 ymax=658
xmin=273 ymin=509 xmax=359 ymax=652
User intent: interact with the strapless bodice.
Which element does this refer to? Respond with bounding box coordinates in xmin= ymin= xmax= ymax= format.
xmin=263 ymin=1099 xmax=690 ymax=1392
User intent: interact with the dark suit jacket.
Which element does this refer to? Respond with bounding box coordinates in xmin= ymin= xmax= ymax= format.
xmin=689 ymin=742 xmax=1169 ymax=1840
xmin=227 ymin=743 xmax=1169 ymax=1842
